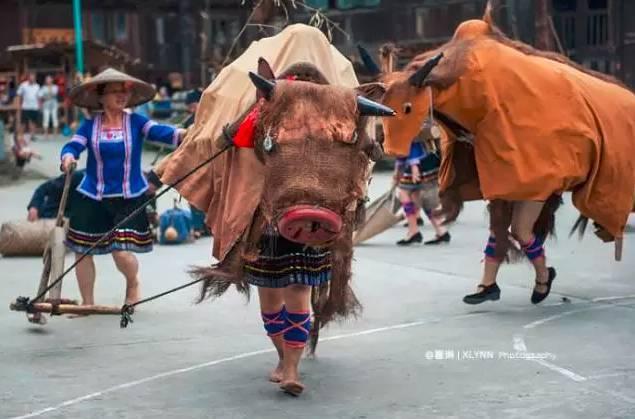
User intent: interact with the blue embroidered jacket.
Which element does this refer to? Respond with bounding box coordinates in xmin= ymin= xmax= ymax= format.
xmin=395 ymin=142 xmax=426 ymax=169
xmin=395 ymin=141 xmax=440 ymax=177
xmin=60 ymin=112 xmax=179 ymax=200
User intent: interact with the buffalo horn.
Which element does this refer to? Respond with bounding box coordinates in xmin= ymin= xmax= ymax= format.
xmin=357 ymin=44 xmax=382 ymax=77
xmin=357 ymin=95 xmax=396 ymax=117
xmin=248 ymin=71 xmax=276 ymax=99
xmin=408 ymin=52 xmax=444 ymax=87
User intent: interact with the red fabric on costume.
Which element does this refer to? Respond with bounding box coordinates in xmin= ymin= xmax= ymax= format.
xmin=233 ymin=105 xmax=260 ymax=148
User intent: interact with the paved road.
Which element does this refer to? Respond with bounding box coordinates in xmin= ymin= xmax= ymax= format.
xmin=1 ymin=151 xmax=634 ymax=418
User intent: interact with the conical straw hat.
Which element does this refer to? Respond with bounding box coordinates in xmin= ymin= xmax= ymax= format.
xmin=69 ymin=68 xmax=156 ymax=109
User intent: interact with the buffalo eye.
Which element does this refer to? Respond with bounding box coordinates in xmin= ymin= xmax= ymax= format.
xmin=403 ymin=102 xmax=412 ymax=114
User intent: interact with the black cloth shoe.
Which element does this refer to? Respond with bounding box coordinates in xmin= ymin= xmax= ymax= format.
xmin=424 ymin=232 xmax=451 ymax=245
xmin=463 ymin=283 xmax=501 ymax=305
xmin=396 ymin=232 xmax=422 ymax=246
xmin=531 ymin=267 xmax=556 ymax=304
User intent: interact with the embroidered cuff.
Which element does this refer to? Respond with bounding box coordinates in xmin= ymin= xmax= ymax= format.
xmin=142 ymin=120 xmax=158 ymax=137
xmin=71 ymin=134 xmax=88 ymax=146
xmin=172 ymin=128 xmax=180 ymax=147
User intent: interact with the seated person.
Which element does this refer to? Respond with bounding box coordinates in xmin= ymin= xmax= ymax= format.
xmin=27 ymin=169 xmax=85 ymax=221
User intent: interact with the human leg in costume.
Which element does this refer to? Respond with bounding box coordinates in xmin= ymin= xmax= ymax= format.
xmin=280 ymin=284 xmax=312 ymax=396
xmin=420 ymin=182 xmax=451 ymax=245
xmin=247 ymin=234 xmax=330 ymax=395
xmin=397 ymin=188 xmax=423 ymax=245
xmin=422 ymin=206 xmax=450 ymax=244
xmin=511 ymin=201 xmax=556 ymax=304
xmin=463 ymin=233 xmax=503 ymax=304
xmin=258 ymin=287 xmax=286 ymax=383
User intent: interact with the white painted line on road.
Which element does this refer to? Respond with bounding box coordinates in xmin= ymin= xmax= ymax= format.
xmin=8 ymin=348 xmax=275 ymax=419
xmin=531 ymin=359 xmax=587 ymax=382
xmin=10 ymin=315 xmax=477 ymax=419
xmin=591 ymin=294 xmax=635 ymax=302
xmin=587 ymin=371 xmax=634 ymax=380
xmin=516 ymin=308 xmax=598 ymax=383
xmin=523 ymin=305 xmax=608 ymax=329
xmin=11 ymin=303 xmax=623 ymax=418
xmin=513 ymin=334 xmax=587 ymax=383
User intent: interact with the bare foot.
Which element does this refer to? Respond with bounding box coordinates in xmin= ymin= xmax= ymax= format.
xmin=125 ymin=281 xmax=140 ymax=305
xmin=269 ymin=362 xmax=284 ymax=383
xmin=280 ymin=367 xmax=304 ymax=396
xmin=280 ymin=379 xmax=305 ymax=396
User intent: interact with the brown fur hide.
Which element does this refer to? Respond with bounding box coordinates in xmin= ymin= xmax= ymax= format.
xmin=189 ymin=63 xmax=379 ymax=350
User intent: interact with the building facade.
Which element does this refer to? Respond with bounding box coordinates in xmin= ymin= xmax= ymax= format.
xmin=1 ymin=0 xmax=634 ymax=89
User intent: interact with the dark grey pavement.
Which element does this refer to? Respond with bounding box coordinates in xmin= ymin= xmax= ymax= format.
xmin=1 ymin=151 xmax=634 ymax=418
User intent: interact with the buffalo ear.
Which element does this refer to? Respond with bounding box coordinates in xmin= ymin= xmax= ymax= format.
xmin=257 ymin=57 xmax=275 ymax=80
xmin=408 ymin=52 xmax=444 ymax=88
xmin=355 ymin=82 xmax=387 ymax=102
xmin=256 ymin=57 xmax=276 ymax=100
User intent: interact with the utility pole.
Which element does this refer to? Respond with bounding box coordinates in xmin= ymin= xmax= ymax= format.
xmin=72 ymin=0 xmax=84 ymax=74
xmin=200 ymin=0 xmax=211 ymax=86
xmin=534 ymin=0 xmax=554 ymax=51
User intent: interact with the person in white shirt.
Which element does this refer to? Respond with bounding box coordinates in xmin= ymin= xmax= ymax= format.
xmin=38 ymin=75 xmax=59 ymax=139
xmin=16 ymin=72 xmax=41 ymax=141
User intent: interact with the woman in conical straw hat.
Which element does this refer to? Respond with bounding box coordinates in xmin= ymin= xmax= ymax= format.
xmin=60 ymin=68 xmax=186 ymax=309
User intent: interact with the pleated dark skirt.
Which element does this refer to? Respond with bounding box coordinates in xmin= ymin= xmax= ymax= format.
xmin=243 ymin=234 xmax=332 ymax=289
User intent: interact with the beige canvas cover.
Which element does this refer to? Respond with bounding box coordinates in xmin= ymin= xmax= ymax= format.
xmin=158 ymin=24 xmax=366 ymax=261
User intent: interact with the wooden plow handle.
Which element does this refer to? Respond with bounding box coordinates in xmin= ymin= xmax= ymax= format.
xmin=55 ymin=163 xmax=76 ymax=227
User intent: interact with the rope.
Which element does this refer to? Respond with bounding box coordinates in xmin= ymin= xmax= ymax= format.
xmin=120 ymin=276 xmax=209 ymax=328
xmin=17 ymin=143 xmax=232 ymax=312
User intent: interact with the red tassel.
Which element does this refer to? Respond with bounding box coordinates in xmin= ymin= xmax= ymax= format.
xmin=233 ymin=105 xmax=260 ymax=148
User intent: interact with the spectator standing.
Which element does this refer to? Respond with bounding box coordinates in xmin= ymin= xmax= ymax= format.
xmin=39 ymin=75 xmax=59 ymax=139
xmin=17 ymin=72 xmax=41 ymax=142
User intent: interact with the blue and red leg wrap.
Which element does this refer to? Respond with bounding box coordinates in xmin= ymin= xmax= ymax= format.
xmin=283 ymin=311 xmax=312 ymax=349
xmin=403 ymin=201 xmax=417 ymax=216
xmin=483 ymin=235 xmax=498 ymax=261
xmin=521 ymin=234 xmax=546 ymax=260
xmin=262 ymin=306 xmax=288 ymax=337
